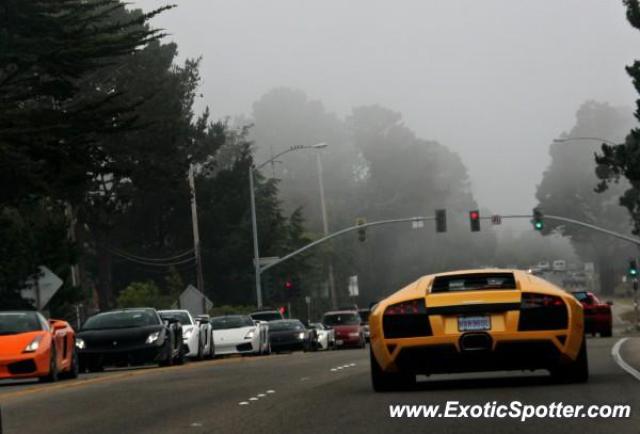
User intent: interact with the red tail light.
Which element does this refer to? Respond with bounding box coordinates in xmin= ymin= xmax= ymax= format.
xmin=520 ymin=293 xmax=564 ymax=309
xmin=518 ymin=292 xmax=568 ymax=331
xmin=384 ymin=299 xmax=426 ymax=316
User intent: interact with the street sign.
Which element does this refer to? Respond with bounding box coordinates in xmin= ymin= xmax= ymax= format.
xmin=411 ymin=219 xmax=424 ymax=229
xmin=348 ymin=275 xmax=359 ymax=297
xmin=491 ymin=215 xmax=502 ymax=225
xmin=21 ymin=266 xmax=63 ymax=310
xmin=305 ymin=296 xmax=311 ymax=304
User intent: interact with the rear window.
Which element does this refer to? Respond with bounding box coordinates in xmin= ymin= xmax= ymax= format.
xmin=322 ymin=313 xmax=361 ymax=326
xmin=431 ymin=273 xmax=516 ymax=293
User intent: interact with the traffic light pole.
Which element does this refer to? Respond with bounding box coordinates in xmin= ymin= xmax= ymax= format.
xmin=491 ymin=214 xmax=640 ymax=246
xmin=259 ymin=216 xmax=435 ymax=275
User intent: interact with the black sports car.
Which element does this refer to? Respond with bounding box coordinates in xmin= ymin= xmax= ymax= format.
xmin=76 ymin=308 xmax=184 ymax=372
xmin=268 ymin=319 xmax=312 ymax=353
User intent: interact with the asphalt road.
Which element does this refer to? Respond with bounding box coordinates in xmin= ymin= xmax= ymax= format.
xmin=1 ymin=337 xmax=639 ymax=434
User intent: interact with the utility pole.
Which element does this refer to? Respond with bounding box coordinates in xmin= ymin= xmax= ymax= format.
xmin=315 ymin=151 xmax=337 ymax=308
xmin=249 ymin=166 xmax=263 ymax=308
xmin=188 ymin=164 xmax=207 ymax=314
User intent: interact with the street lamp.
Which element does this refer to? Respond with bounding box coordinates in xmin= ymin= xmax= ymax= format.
xmin=250 ymin=142 xmax=328 ymax=308
xmin=553 ymin=137 xmax=618 ymax=146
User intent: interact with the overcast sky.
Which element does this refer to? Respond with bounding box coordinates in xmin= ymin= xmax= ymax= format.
xmin=136 ymin=0 xmax=638 ymax=214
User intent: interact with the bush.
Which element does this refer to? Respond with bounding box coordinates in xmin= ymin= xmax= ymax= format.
xmin=116 ymin=281 xmax=172 ymax=309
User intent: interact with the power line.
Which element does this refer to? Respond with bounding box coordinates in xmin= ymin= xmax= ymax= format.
xmin=109 ymin=247 xmax=195 ymax=263
xmin=110 ymin=250 xmax=196 ymax=267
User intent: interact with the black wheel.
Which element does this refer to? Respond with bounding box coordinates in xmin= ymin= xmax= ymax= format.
xmin=370 ymin=345 xmax=414 ymax=392
xmin=550 ymin=337 xmax=589 ymax=383
xmin=600 ymin=329 xmax=612 ymax=338
xmin=60 ymin=349 xmax=79 ymax=380
xmin=39 ymin=348 xmax=59 ymax=383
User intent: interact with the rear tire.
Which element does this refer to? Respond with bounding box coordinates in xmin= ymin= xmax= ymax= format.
xmin=370 ymin=345 xmax=414 ymax=392
xmin=600 ymin=329 xmax=612 ymax=338
xmin=550 ymin=337 xmax=589 ymax=383
xmin=60 ymin=349 xmax=79 ymax=380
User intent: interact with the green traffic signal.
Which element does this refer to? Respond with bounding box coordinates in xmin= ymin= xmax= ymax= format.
xmin=532 ymin=208 xmax=544 ymax=231
xmin=629 ymin=260 xmax=638 ymax=277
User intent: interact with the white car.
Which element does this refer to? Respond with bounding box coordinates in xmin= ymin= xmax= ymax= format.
xmin=158 ymin=310 xmax=213 ymax=359
xmin=211 ymin=315 xmax=270 ymax=356
xmin=309 ymin=322 xmax=335 ymax=350
xmin=195 ymin=315 xmax=215 ymax=359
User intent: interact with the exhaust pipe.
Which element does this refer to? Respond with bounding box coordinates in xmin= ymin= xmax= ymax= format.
xmin=459 ymin=333 xmax=492 ymax=351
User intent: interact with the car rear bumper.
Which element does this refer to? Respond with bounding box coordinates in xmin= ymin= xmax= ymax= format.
xmin=335 ymin=335 xmax=362 ymax=347
xmin=373 ymin=331 xmax=578 ymax=374
xmin=0 ymin=352 xmax=50 ymax=379
xmin=584 ymin=315 xmax=612 ymax=333
xmin=79 ymin=345 xmax=167 ymax=367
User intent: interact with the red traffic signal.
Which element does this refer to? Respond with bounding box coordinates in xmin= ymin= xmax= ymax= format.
xmin=278 ymin=306 xmax=286 ymax=315
xmin=284 ymin=280 xmax=292 ymax=289
xmin=469 ymin=210 xmax=481 ymax=232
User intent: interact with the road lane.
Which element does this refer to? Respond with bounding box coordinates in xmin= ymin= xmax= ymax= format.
xmin=1 ymin=338 xmax=638 ymax=434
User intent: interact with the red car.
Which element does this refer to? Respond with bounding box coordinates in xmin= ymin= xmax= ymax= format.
xmin=321 ymin=310 xmax=365 ymax=349
xmin=571 ymin=291 xmax=612 ymax=337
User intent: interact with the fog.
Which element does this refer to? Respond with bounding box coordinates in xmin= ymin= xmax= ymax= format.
xmin=135 ymin=0 xmax=637 ymax=214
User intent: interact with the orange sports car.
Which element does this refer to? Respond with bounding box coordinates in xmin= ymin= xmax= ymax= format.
xmin=0 ymin=310 xmax=79 ymax=382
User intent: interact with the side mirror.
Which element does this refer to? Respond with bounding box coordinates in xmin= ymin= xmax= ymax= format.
xmin=49 ymin=320 xmax=67 ymax=331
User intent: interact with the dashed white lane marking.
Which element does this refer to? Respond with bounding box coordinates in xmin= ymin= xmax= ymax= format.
xmin=331 ymin=362 xmax=357 ymax=372
xmin=239 ymin=390 xmax=276 ymax=405
xmin=190 ymin=422 xmax=203 ymax=427
xmin=612 ymin=338 xmax=640 ymax=382
xmin=300 ymin=377 xmax=310 ymax=381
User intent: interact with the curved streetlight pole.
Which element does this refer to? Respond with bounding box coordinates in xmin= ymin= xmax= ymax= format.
xmin=250 ymin=143 xmax=328 ymax=308
xmin=553 ymin=136 xmax=619 ymax=146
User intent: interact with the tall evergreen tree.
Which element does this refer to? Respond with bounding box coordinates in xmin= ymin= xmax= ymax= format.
xmin=595 ymin=0 xmax=640 ymax=235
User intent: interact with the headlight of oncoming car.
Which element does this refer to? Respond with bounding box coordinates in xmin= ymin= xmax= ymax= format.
xmin=23 ymin=335 xmax=43 ymax=353
xmin=75 ymin=338 xmax=86 ymax=350
xmin=183 ymin=328 xmax=193 ymax=339
xmin=146 ymin=331 xmax=160 ymax=344
xmin=245 ymin=328 xmax=255 ymax=339
xmin=297 ymin=332 xmax=305 ymax=340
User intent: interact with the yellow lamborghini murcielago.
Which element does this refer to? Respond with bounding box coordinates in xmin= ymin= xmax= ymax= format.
xmin=369 ymin=269 xmax=588 ymax=391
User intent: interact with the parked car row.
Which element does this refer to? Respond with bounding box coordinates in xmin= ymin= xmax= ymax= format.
xmin=0 ymin=306 xmax=370 ymax=383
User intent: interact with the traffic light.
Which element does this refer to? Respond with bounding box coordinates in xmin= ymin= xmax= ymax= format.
xmin=435 ymin=209 xmax=447 ymax=233
xmin=356 ymin=218 xmax=367 ymax=242
xmin=629 ymin=260 xmax=638 ymax=278
xmin=532 ymin=208 xmax=544 ymax=231
xmin=469 ymin=210 xmax=480 ymax=232
xmin=278 ymin=306 xmax=287 ymax=316
xmin=284 ymin=280 xmax=293 ymax=290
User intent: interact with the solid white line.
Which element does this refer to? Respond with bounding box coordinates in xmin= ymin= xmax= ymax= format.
xmin=611 ymin=337 xmax=640 ymax=382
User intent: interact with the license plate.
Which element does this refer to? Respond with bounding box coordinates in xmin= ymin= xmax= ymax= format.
xmin=458 ymin=316 xmax=491 ymax=331
xmin=336 ymin=339 xmax=343 ymax=345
